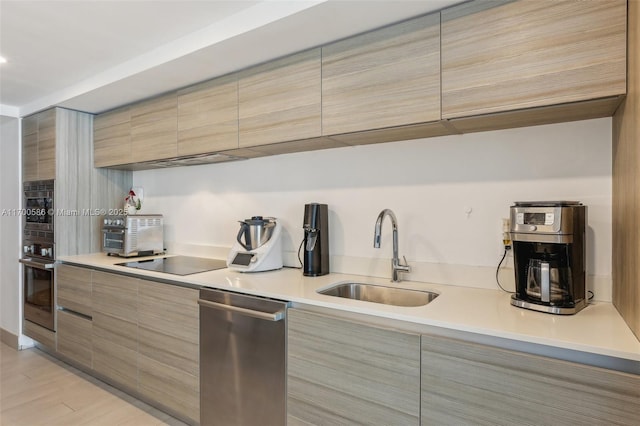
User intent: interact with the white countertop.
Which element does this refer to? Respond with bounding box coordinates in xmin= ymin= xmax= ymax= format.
xmin=58 ymin=253 xmax=640 ymax=363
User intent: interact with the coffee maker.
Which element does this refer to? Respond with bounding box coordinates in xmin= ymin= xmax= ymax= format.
xmin=303 ymin=203 xmax=329 ymax=276
xmin=510 ymin=201 xmax=586 ymax=315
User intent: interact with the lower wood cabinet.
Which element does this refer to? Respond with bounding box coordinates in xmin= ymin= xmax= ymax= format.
xmin=138 ymin=279 xmax=199 ymax=423
xmin=287 ymin=308 xmax=421 ymax=425
xmin=421 ymin=334 xmax=640 ymax=426
xmin=23 ymin=319 xmax=56 ymax=350
xmin=91 ymin=271 xmax=139 ymax=392
xmin=55 ymin=263 xmax=93 ymax=367
xmin=88 ymin=271 xmax=200 ymax=424
xmin=56 ymin=264 xmax=92 ymax=316
xmin=56 ymin=309 xmax=92 ymax=369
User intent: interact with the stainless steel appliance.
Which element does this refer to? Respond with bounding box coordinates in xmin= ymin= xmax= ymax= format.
xmin=21 ymin=180 xmax=56 ymax=331
xmin=302 ymin=203 xmax=329 ymax=276
xmin=102 ymin=214 xmax=164 ymax=257
xmin=199 ymin=288 xmax=289 ymax=426
xmin=510 ymin=201 xmax=587 ymax=315
xmin=227 ymin=216 xmax=283 ymax=272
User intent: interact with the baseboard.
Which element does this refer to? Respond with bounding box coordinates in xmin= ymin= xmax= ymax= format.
xmin=1 ymin=328 xmax=19 ymax=349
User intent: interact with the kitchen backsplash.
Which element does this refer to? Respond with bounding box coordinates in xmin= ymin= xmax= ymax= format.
xmin=134 ymin=118 xmax=613 ymax=300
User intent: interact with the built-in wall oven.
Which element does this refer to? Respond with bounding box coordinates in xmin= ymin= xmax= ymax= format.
xmin=20 ymin=180 xmax=56 ymax=331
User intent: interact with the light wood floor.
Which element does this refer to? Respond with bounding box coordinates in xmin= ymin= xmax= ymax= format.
xmin=0 ymin=342 xmax=188 ymax=426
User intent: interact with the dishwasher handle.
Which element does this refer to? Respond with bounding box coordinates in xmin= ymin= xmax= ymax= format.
xmin=198 ymin=298 xmax=286 ymax=322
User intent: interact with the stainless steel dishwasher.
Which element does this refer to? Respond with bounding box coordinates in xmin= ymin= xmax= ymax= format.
xmin=198 ymin=288 xmax=289 ymax=426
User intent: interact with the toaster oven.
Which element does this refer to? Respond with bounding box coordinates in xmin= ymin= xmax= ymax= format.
xmin=102 ymin=214 xmax=164 ymax=257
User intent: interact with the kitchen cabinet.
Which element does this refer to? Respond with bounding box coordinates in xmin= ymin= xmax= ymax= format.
xmin=21 ymin=109 xmax=56 ymax=181
xmin=60 ymin=267 xmax=200 ymax=425
xmin=56 ymin=264 xmax=92 ymax=316
xmin=287 ymin=308 xmax=421 ymax=425
xmin=421 ymin=334 xmax=640 ymax=425
xmin=239 ymin=49 xmax=322 ymax=148
xmin=56 ymin=264 xmax=93 ymax=369
xmin=94 ymin=107 xmax=131 ymax=167
xmin=138 ymin=280 xmax=199 ymax=424
xmin=322 ymin=13 xmax=441 ymax=137
xmin=130 ymin=92 xmax=178 ymax=163
xmin=22 ymin=114 xmax=39 ymax=181
xmin=88 ymin=0 xmax=628 ymax=169
xmin=56 ymin=310 xmax=92 ymax=369
xmin=91 ymin=271 xmax=139 ymax=392
xmin=613 ymin=0 xmax=640 ymax=341
xmin=441 ymin=0 xmax=627 ymax=120
xmin=177 ymin=74 xmax=238 ymax=156
xmin=37 ymin=108 xmax=56 ymax=180
xmin=23 ymin=319 xmax=55 ymax=350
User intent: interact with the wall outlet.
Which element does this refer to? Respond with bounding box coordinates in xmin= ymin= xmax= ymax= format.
xmin=502 ymin=217 xmax=511 ymax=247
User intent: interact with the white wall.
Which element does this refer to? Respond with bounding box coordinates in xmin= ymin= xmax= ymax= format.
xmin=0 ymin=117 xmax=22 ymax=338
xmin=133 ymin=118 xmax=612 ymax=298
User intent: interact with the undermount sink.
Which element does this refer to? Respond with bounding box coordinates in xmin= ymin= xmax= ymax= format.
xmin=317 ymin=282 xmax=438 ymax=307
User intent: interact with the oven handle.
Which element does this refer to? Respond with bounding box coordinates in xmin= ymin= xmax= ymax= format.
xmin=19 ymin=258 xmax=56 ymax=270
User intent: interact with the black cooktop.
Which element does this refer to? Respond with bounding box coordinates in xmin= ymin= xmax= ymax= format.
xmin=116 ymin=256 xmax=227 ymax=276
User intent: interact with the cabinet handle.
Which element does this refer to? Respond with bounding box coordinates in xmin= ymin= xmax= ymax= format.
xmin=197 ymin=299 xmax=286 ymax=322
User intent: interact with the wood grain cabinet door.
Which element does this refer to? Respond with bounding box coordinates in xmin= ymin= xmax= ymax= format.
xmin=287 ymin=309 xmax=421 ymax=425
xmin=137 ymin=280 xmax=200 ymax=424
xmin=22 ymin=110 xmax=56 ymax=182
xmin=94 ymin=107 xmax=131 ymax=167
xmin=56 ymin=309 xmax=92 ymax=370
xmin=37 ymin=108 xmax=56 ymax=180
xmin=421 ymin=334 xmax=640 ymax=425
xmin=21 ymin=118 xmax=38 ymax=182
xmin=441 ymin=0 xmax=627 ymax=119
xmin=239 ymin=49 xmax=322 ymax=147
xmin=91 ymin=271 xmax=139 ymax=392
xmin=322 ymin=13 xmax=441 ymax=135
xmin=177 ymin=74 xmax=239 ymax=156
xmin=56 ymin=264 xmax=92 ymax=316
xmin=130 ymin=93 xmax=178 ymax=163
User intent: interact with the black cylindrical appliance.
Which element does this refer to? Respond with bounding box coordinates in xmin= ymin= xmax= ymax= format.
xmin=303 ymin=203 xmax=329 ymax=276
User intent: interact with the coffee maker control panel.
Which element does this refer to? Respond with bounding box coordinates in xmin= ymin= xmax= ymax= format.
xmin=511 ymin=206 xmax=563 ymax=234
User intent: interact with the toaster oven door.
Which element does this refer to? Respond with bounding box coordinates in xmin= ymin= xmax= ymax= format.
xmin=102 ymin=228 xmax=125 ymax=254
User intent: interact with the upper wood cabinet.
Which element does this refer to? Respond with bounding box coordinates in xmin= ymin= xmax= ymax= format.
xmin=22 ymin=116 xmax=38 ymax=182
xmin=130 ymin=93 xmax=178 ymax=163
xmin=22 ymin=109 xmax=56 ymax=181
xmin=441 ymin=0 xmax=627 ymax=119
xmin=177 ymin=74 xmax=239 ymax=156
xmin=239 ymin=49 xmax=322 ymax=148
xmin=322 ymin=13 xmax=441 ymax=135
xmin=37 ymin=109 xmax=56 ymax=179
xmin=90 ymin=0 xmax=629 ymax=168
xmin=94 ymin=107 xmax=131 ymax=167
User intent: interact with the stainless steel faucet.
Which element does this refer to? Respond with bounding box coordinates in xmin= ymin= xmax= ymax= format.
xmin=373 ymin=209 xmax=411 ymax=282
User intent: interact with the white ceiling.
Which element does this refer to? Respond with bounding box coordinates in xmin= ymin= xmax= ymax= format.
xmin=0 ymin=0 xmax=462 ymax=117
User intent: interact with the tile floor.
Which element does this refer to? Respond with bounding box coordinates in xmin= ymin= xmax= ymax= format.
xmin=0 ymin=342 xmax=188 ymax=426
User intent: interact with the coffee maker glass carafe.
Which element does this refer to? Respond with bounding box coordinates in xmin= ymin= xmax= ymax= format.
xmin=525 ymin=255 xmax=571 ymax=303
